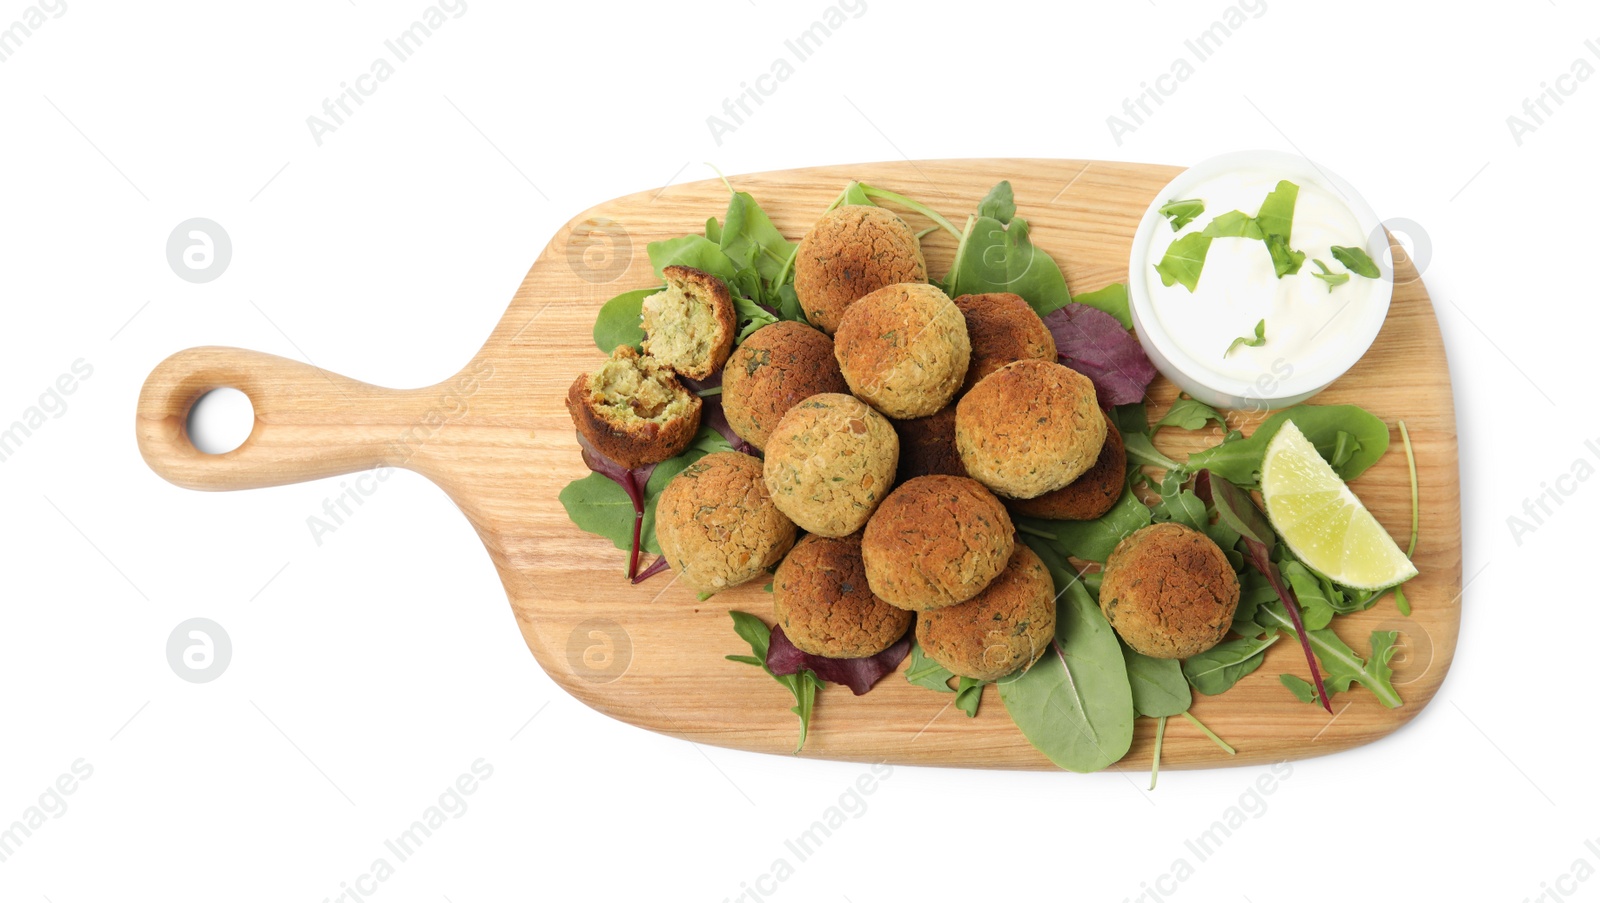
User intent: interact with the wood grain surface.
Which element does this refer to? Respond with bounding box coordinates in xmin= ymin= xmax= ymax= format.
xmin=136 ymin=159 xmax=1462 ymax=771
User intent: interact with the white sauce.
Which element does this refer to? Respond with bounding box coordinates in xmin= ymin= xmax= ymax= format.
xmin=1142 ymin=170 xmax=1382 ymax=384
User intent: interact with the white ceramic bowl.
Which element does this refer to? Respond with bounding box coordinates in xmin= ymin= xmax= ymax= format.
xmin=1127 ymin=150 xmax=1393 ymax=411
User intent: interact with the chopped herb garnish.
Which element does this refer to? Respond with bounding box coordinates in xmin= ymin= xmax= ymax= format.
xmin=1331 ymin=245 xmax=1381 ymax=278
xmin=1225 ymin=319 xmax=1268 ymax=357
xmin=1159 ymin=198 xmax=1206 ymax=230
xmin=1153 ymin=232 xmax=1213 ymax=292
xmin=1311 ymin=259 xmax=1350 ymax=291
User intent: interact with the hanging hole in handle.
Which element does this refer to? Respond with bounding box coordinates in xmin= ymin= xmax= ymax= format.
xmin=186 ymin=387 xmax=255 ymax=455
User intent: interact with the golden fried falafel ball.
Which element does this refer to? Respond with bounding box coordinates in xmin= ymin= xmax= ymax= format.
xmin=915 ymin=543 xmax=1056 ymax=681
xmin=891 ymin=405 xmax=968 ymax=486
xmin=774 ymin=532 xmax=913 ymax=659
xmin=953 ymin=292 xmax=1057 ymax=393
xmin=834 ymin=282 xmax=970 ymax=419
xmin=1099 ymin=523 xmax=1241 ymax=660
xmin=1006 ymin=410 xmax=1126 ymax=521
xmin=566 ymin=345 xmax=702 ymax=469
xmin=793 ymin=205 xmax=928 ymax=335
xmin=955 ymin=359 xmax=1106 ymax=499
xmin=655 ymin=451 xmax=796 ymax=595
xmin=762 ymin=393 xmax=898 ymax=537
xmin=722 ymin=321 xmax=849 ymax=452
xmin=860 ymin=475 xmax=1014 ymax=611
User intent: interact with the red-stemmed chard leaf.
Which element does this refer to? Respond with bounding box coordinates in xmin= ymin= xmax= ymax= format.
xmin=1039 ymin=303 xmax=1159 ymax=406
xmin=1194 ymin=469 xmax=1332 ymax=713
xmin=575 ymin=432 xmax=656 ymax=581
xmin=682 ymin=373 xmax=756 ymax=456
xmin=767 ymin=624 xmax=912 ymax=696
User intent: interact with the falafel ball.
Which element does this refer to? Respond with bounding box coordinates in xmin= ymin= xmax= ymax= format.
xmin=655 ymin=451 xmax=796 ymax=595
xmin=915 ymin=543 xmax=1056 ymax=681
xmin=1099 ymin=523 xmax=1241 ymax=660
xmin=641 ymin=265 xmax=737 ymax=381
xmin=566 ymin=345 xmax=702 ymax=470
xmin=834 ymin=282 xmax=971 ymax=419
xmin=953 ymin=292 xmax=1058 ymax=393
xmin=763 ymin=393 xmax=898 ymax=537
xmin=955 ymin=359 xmax=1107 ymax=499
xmin=774 ymin=532 xmax=913 ymax=659
xmin=861 ymin=475 xmax=1014 ymax=611
xmin=892 ymin=405 xmax=967 ymax=485
xmin=722 ymin=321 xmax=849 ymax=451
xmin=793 ymin=205 xmax=928 ymax=335
xmin=1006 ymin=410 xmax=1126 ymax=521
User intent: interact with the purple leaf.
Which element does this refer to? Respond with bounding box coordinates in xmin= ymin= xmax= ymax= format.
xmin=767 ymin=624 xmax=912 ymax=696
xmin=1040 ymin=303 xmax=1158 ymax=406
xmin=576 ymin=432 xmax=655 ymax=580
xmin=681 ymin=373 xmax=756 ymax=455
xmin=1195 ymin=470 xmax=1331 ymax=713
xmin=632 ymin=555 xmax=670 ymax=584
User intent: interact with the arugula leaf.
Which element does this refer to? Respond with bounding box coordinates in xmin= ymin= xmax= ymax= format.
xmin=1265 ymin=233 xmax=1306 ymax=277
xmin=1184 ymin=404 xmax=1391 ymax=487
xmin=1152 ymin=487 xmax=1209 ymax=532
xmin=905 ymin=643 xmax=986 ymax=717
xmin=1121 ymin=642 xmax=1192 ymax=718
xmin=647 ymin=234 xmax=739 ymax=283
xmin=1254 ymin=180 xmax=1299 ymax=245
xmin=946 ymin=211 xmax=1073 ymax=316
xmin=1311 ymin=259 xmax=1350 ymax=292
xmin=840 ymin=181 xmax=873 ymax=206
xmin=1000 ymin=539 xmax=1135 ymax=773
xmin=1073 ymin=282 xmax=1132 ymax=330
xmin=1152 ymin=232 xmax=1212 ymax=292
xmin=732 ymin=295 xmax=779 ymax=343
xmin=1255 ymin=603 xmax=1403 ymax=708
xmin=1155 ymin=397 xmax=1227 ymax=433
xmin=977 ymin=181 xmax=1017 ymax=223
xmin=1225 ymin=319 xmax=1268 ymax=358
xmin=592 ymin=286 xmax=659 ymax=353
xmin=1159 ymin=198 xmax=1205 ymax=231
xmin=727 ymin=611 xmax=823 ymax=752
xmin=1182 ymin=635 xmax=1279 ymax=695
xmin=1331 ymin=245 xmax=1381 ymax=278
xmin=1281 ymin=559 xmax=1336 ymax=630
xmin=1201 ymin=210 xmax=1264 ymax=239
xmin=1280 ymin=673 xmax=1319 ymax=704
xmin=1017 ymin=488 xmax=1152 ymax=564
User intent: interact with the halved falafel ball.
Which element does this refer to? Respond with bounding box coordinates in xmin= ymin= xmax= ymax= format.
xmin=793 ymin=205 xmax=928 ymax=335
xmin=722 ymin=320 xmax=849 ymax=451
xmin=774 ymin=532 xmax=912 ymax=659
xmin=1006 ymin=410 xmax=1126 ymax=521
xmin=834 ymin=282 xmax=970 ymax=419
xmin=641 ymin=265 xmax=737 ymax=381
xmin=1099 ymin=523 xmax=1240 ymax=660
xmin=763 ymin=393 xmax=898 ymax=537
xmin=566 ymin=345 xmax=702 ymax=469
xmin=861 ymin=475 xmax=1014 ymax=611
xmin=955 ymin=359 xmax=1107 ymax=499
xmin=655 ymin=451 xmax=796 ymax=595
xmin=892 ymin=405 xmax=967 ymax=485
xmin=953 ymin=292 xmax=1057 ymax=393
xmin=915 ymin=543 xmax=1056 ymax=681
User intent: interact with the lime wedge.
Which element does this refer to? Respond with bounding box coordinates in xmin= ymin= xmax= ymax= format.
xmin=1260 ymin=421 xmax=1418 ymax=590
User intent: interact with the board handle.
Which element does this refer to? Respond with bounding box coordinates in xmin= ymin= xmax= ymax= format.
xmin=137 ymin=346 xmax=437 ymax=491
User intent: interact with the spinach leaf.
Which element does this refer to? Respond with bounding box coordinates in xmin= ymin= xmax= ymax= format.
xmin=647 ymin=234 xmax=740 ymax=283
xmin=1155 ymin=397 xmax=1227 ymax=433
xmin=1225 ymin=319 xmax=1268 ymax=358
xmin=592 ymin=286 xmax=659 ymax=353
xmin=905 ymin=642 xmax=985 ymax=717
xmin=1311 ymin=259 xmax=1349 ymax=292
xmin=1019 ymin=488 xmax=1152 ymax=564
xmin=1000 ymin=540 xmax=1135 ymax=773
xmin=727 ymin=611 xmax=823 ymax=752
xmin=559 ymin=427 xmax=729 ymax=557
xmin=1160 ymin=198 xmax=1205 ymax=231
xmin=1152 ymin=232 xmax=1212 ymax=292
xmin=1122 ymin=643 xmax=1192 ymax=718
xmin=1184 ymin=404 xmax=1391 ymax=486
xmin=719 ymin=190 xmax=796 ymax=283
xmin=1073 ymin=282 xmax=1133 ymax=330
xmin=1112 ymin=400 xmax=1152 ymax=438
xmin=1331 ymin=245 xmax=1381 ymax=278
xmin=1201 ymin=210 xmax=1265 ymax=239
xmin=946 ymin=212 xmax=1073 ymax=316
xmin=1280 ymin=673 xmax=1319 ymax=704
xmin=733 ymin=295 xmax=779 ymax=343
xmin=1181 ymin=635 xmax=1279 ymax=695
xmin=977 ymin=181 xmax=1017 ymax=223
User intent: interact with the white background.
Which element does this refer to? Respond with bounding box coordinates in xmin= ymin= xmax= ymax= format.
xmin=1 ymin=1 xmax=1594 ymax=900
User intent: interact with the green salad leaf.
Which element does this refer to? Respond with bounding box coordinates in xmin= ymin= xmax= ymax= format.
xmin=1201 ymin=209 xmax=1266 ymax=239
xmin=592 ymin=286 xmax=659 ymax=353
xmin=1073 ymin=282 xmax=1132 ymax=330
xmin=558 ymin=427 xmax=730 ymax=556
xmin=1253 ymin=180 xmax=1299 ymax=246
xmin=1184 ymin=404 xmax=1391 ymax=487
xmin=647 ymin=234 xmax=740 ymax=282
xmin=1159 ymin=198 xmax=1205 ymax=231
xmin=727 ymin=611 xmax=823 ymax=752
xmin=1155 ymin=397 xmax=1228 ymax=433
xmin=905 ymin=643 xmax=985 ymax=717
xmin=1331 ymin=245 xmax=1381 ymax=278
xmin=719 ymin=190 xmax=796 ymax=284
xmin=945 ymin=182 xmax=1073 ymax=316
xmin=1181 ymin=635 xmax=1279 ymax=696
xmin=1280 ymin=673 xmax=1319 ymax=704
xmin=1254 ymin=602 xmax=1402 ymax=708
xmin=1121 ymin=643 xmax=1192 ymax=718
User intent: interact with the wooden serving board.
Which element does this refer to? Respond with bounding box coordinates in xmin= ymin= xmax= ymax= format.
xmin=136 ymin=159 xmax=1462 ymax=771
